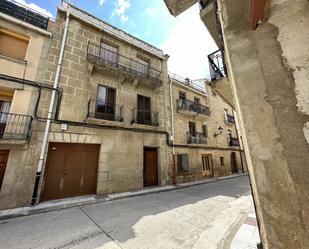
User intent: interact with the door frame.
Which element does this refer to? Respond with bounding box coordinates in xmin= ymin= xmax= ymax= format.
xmin=143 ymin=147 xmax=158 ymax=187
xmin=0 ymin=150 xmax=9 ymax=191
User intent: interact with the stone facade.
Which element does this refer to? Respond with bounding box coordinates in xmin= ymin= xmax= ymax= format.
xmin=170 ymin=77 xmax=244 ymax=183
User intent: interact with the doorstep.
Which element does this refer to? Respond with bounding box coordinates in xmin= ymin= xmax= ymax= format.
xmin=0 ymin=173 xmax=248 ymax=221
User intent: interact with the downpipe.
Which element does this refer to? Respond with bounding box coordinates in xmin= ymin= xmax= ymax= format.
xmin=31 ymin=12 xmax=70 ymax=205
xmin=169 ymin=77 xmax=176 ymax=185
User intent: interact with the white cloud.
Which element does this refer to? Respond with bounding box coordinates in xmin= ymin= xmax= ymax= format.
xmin=11 ymin=0 xmax=53 ymax=18
xmin=113 ymin=0 xmax=131 ymax=23
xmin=99 ymin=0 xmax=104 ymax=7
xmin=160 ymin=4 xmax=218 ymax=80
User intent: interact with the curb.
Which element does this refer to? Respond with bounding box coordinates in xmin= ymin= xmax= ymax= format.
xmin=0 ymin=173 xmax=248 ymax=221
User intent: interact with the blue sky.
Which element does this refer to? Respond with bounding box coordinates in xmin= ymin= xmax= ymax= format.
xmin=13 ymin=0 xmax=218 ymax=79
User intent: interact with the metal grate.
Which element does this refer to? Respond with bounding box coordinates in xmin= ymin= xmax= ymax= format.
xmin=131 ymin=108 xmax=159 ymax=127
xmin=0 ymin=0 xmax=49 ymax=30
xmin=186 ymin=132 xmax=207 ymax=144
xmin=176 ymin=99 xmax=210 ymax=116
xmin=87 ymin=99 xmax=123 ymax=122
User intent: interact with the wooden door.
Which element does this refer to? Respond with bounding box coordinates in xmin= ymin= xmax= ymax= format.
xmin=41 ymin=143 xmax=100 ymax=202
xmin=202 ymin=154 xmax=214 ymax=177
xmin=137 ymin=95 xmax=151 ymax=125
xmin=143 ymin=147 xmax=158 ymax=187
xmin=0 ymin=150 xmax=9 ymax=190
xmin=230 ymin=152 xmax=238 ymax=174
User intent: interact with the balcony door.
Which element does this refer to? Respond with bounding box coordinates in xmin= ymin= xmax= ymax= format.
xmin=96 ymin=85 xmax=116 ymax=121
xmin=100 ymin=41 xmax=118 ymax=65
xmin=0 ymin=100 xmax=12 ymax=138
xmin=137 ymin=95 xmax=151 ymax=125
xmin=188 ymin=122 xmax=196 ymax=137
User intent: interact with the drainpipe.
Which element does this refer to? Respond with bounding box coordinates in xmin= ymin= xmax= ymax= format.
xmin=169 ymin=78 xmax=176 ymax=184
xmin=31 ymin=12 xmax=70 ymax=205
xmin=233 ymin=109 xmax=244 ymax=173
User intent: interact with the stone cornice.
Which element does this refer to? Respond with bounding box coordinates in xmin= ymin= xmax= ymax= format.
xmin=58 ymin=2 xmax=165 ymax=59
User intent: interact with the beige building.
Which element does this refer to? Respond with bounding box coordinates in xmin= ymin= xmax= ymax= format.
xmin=0 ymin=0 xmax=52 ymax=209
xmin=169 ymin=74 xmax=245 ymax=183
xmin=0 ymin=0 xmax=246 ymax=211
xmin=163 ymin=0 xmax=309 ymax=248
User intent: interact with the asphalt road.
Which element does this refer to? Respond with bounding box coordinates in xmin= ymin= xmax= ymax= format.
xmin=0 ymin=176 xmax=253 ymax=249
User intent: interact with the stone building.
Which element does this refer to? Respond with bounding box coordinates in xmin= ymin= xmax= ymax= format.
xmin=163 ymin=0 xmax=309 ymax=248
xmin=0 ymin=0 xmax=52 ymax=209
xmin=169 ymin=74 xmax=245 ymax=183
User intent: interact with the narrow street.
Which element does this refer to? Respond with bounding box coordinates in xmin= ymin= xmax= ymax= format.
xmin=0 ymin=176 xmax=253 ymax=249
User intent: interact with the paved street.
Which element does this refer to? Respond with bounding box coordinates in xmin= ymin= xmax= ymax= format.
xmin=0 ymin=176 xmax=253 ymax=249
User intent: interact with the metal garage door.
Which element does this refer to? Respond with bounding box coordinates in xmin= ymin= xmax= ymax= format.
xmin=41 ymin=143 xmax=100 ymax=202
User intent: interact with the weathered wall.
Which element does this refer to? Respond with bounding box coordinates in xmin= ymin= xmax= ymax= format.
xmin=219 ymin=0 xmax=309 ymax=248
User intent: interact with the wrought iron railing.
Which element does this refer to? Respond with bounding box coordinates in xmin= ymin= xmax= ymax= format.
xmin=176 ymin=99 xmax=210 ymax=116
xmin=199 ymin=0 xmax=212 ymax=10
xmin=187 ymin=132 xmax=207 ymax=144
xmin=226 ymin=114 xmax=235 ymax=124
xmin=131 ymin=108 xmax=159 ymax=127
xmin=0 ymin=112 xmax=33 ymax=140
xmin=229 ymin=137 xmax=240 ymax=147
xmin=87 ymin=42 xmax=162 ymax=85
xmin=87 ymin=99 xmax=123 ymax=122
xmin=208 ymin=49 xmax=227 ymax=81
xmin=0 ymin=0 xmax=49 ymax=30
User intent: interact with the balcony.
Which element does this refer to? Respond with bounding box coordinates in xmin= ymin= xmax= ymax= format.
xmin=0 ymin=0 xmax=49 ymax=30
xmin=226 ymin=114 xmax=235 ymax=124
xmin=87 ymin=42 xmax=162 ymax=86
xmin=187 ymin=132 xmax=207 ymax=144
xmin=176 ymin=99 xmax=210 ymax=117
xmin=87 ymin=99 xmax=123 ymax=122
xmin=0 ymin=112 xmax=33 ymax=141
xmin=208 ymin=49 xmax=227 ymax=81
xmin=131 ymin=108 xmax=159 ymax=127
xmin=199 ymin=0 xmax=212 ymax=10
xmin=229 ymin=137 xmax=240 ymax=147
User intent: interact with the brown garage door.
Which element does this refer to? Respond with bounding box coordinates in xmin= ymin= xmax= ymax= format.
xmin=41 ymin=143 xmax=100 ymax=202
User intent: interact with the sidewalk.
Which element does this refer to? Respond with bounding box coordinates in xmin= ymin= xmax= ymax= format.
xmin=230 ymin=213 xmax=260 ymax=249
xmin=0 ymin=173 xmax=247 ymax=221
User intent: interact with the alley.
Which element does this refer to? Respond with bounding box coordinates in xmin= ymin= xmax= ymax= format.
xmin=0 ymin=176 xmax=252 ymax=249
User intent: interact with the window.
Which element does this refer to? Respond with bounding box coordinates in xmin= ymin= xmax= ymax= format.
xmin=202 ymin=124 xmax=208 ymax=138
xmin=220 ymin=157 xmax=225 ymax=166
xmin=177 ymin=154 xmax=189 ymax=172
xmin=188 ymin=122 xmax=196 ymax=136
xmin=0 ymin=28 xmax=29 ymax=60
xmin=194 ymin=97 xmax=200 ymax=105
xmin=137 ymin=95 xmax=151 ymax=125
xmin=202 ymin=155 xmax=212 ymax=172
xmin=96 ymin=85 xmax=116 ymax=120
xmin=224 ymin=109 xmax=228 ymax=122
xmin=100 ymin=41 xmax=118 ymax=64
xmin=179 ymin=91 xmax=186 ymax=102
xmin=136 ymin=57 xmax=149 ymax=76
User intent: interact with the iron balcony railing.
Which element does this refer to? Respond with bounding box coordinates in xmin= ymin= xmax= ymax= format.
xmin=169 ymin=73 xmax=206 ymax=93
xmin=226 ymin=114 xmax=235 ymax=124
xmin=229 ymin=137 xmax=240 ymax=147
xmin=208 ymin=49 xmax=227 ymax=81
xmin=199 ymin=0 xmax=212 ymax=10
xmin=131 ymin=108 xmax=159 ymax=127
xmin=176 ymin=99 xmax=210 ymax=116
xmin=87 ymin=42 xmax=162 ymax=85
xmin=0 ymin=0 xmax=49 ymax=30
xmin=87 ymin=99 xmax=123 ymax=122
xmin=0 ymin=112 xmax=33 ymax=140
xmin=187 ymin=132 xmax=207 ymax=144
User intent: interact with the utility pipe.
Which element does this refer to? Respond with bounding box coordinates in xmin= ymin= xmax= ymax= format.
xmin=31 ymin=12 xmax=70 ymax=205
xmin=169 ymin=77 xmax=176 ymax=184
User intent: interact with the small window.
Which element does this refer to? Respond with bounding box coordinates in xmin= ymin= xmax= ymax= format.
xmin=202 ymin=155 xmax=212 ymax=172
xmin=179 ymin=91 xmax=186 ymax=101
xmin=177 ymin=154 xmax=189 ymax=172
xmin=202 ymin=124 xmax=208 ymax=138
xmin=220 ymin=157 xmax=225 ymax=166
xmin=188 ymin=122 xmax=196 ymax=136
xmin=194 ymin=97 xmax=200 ymax=105
xmin=0 ymin=28 xmax=29 ymax=60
